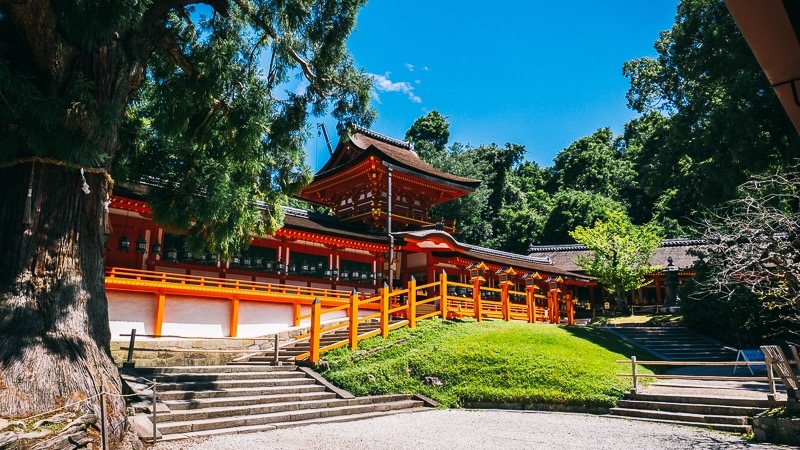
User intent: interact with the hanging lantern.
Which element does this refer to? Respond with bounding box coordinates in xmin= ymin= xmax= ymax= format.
xmin=151 ymin=241 xmax=162 ymax=256
xmin=288 ymin=262 xmax=297 ymax=274
xmin=300 ymin=261 xmax=310 ymax=274
xmin=351 ymin=270 xmax=360 ymax=280
xmin=135 ymin=236 xmax=147 ymax=254
xmin=361 ymin=272 xmax=369 ymax=282
xmin=242 ymin=254 xmax=252 ymax=268
xmin=118 ymin=234 xmax=130 ymax=253
xmin=276 ymin=260 xmax=285 ymax=273
xmin=324 ymin=268 xmax=333 ymax=279
xmin=182 ymin=249 xmax=193 ymax=261
xmin=166 ymin=247 xmax=178 ymax=262
xmin=332 ymin=267 xmax=339 ymax=279
xmin=265 ymin=260 xmax=275 ymax=272
xmin=253 ymin=256 xmax=263 ymax=269
xmin=523 ymin=272 xmax=542 ymax=289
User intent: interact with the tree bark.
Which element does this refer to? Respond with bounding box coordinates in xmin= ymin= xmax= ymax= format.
xmin=0 ymin=161 xmax=125 ymax=443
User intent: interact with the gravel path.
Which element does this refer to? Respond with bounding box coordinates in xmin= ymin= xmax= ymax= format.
xmin=154 ymin=409 xmax=784 ymax=450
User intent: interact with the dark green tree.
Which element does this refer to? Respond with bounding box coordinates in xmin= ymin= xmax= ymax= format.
xmin=549 ymin=128 xmax=635 ymax=203
xmin=540 ymin=190 xmax=625 ymax=244
xmin=623 ymin=0 xmax=800 ymax=227
xmin=404 ymin=109 xmax=450 ymax=161
xmin=0 ymin=0 xmax=372 ymax=445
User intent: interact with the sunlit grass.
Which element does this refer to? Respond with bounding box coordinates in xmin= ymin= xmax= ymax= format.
xmin=321 ymin=318 xmax=655 ymax=409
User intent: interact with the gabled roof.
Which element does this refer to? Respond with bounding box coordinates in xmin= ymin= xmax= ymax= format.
xmin=280 ymin=207 xmax=387 ymax=243
xmin=528 ymin=238 xmax=706 ymax=272
xmin=314 ymin=126 xmax=481 ymax=190
xmin=395 ymin=229 xmax=591 ymax=280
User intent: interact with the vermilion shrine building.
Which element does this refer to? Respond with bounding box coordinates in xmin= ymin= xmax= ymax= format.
xmin=104 ymin=128 xmax=591 ymax=340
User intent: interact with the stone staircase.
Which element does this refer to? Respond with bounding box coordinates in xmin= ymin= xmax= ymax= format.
xmin=605 ymin=326 xmax=768 ymax=432
xmin=609 ymin=391 xmax=771 ymax=433
xmin=125 ymin=364 xmax=429 ymax=441
xmin=609 ymin=326 xmax=737 ymax=361
xmin=233 ymin=320 xmax=384 ymax=365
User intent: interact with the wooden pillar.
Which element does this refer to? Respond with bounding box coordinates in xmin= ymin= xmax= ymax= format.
xmin=472 ymin=278 xmax=483 ymax=322
xmin=526 ymin=287 xmax=536 ymax=323
xmin=565 ymin=292 xmax=574 ymax=326
xmin=349 ymin=289 xmax=359 ymax=349
xmin=292 ymin=303 xmax=302 ymax=327
xmin=230 ymin=297 xmax=240 ymax=337
xmin=380 ymin=284 xmax=390 ymax=338
xmin=309 ymin=298 xmax=321 ymax=363
xmin=655 ymin=276 xmax=663 ymax=306
xmin=501 ymin=283 xmax=510 ymax=321
xmin=408 ymin=276 xmax=418 ymax=329
xmin=440 ymin=271 xmax=448 ymax=319
xmin=154 ymin=290 xmax=166 ymax=337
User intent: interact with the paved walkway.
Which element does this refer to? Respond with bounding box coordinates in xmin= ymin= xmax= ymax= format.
xmin=154 ymin=409 xmax=786 ymax=450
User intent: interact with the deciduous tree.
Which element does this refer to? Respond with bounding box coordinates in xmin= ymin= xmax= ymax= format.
xmin=570 ymin=210 xmax=662 ymax=311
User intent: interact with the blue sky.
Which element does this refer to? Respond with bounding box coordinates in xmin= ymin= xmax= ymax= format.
xmin=306 ymin=1 xmax=679 ymax=171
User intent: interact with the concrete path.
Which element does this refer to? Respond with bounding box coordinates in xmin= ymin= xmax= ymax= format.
xmin=154 ymin=409 xmax=784 ymax=450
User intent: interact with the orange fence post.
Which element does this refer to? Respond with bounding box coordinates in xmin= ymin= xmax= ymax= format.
xmin=380 ymin=283 xmax=390 ymax=338
xmin=501 ymin=284 xmax=510 ymax=321
xmin=547 ymin=291 xmax=556 ymax=324
xmin=230 ymin=297 xmax=240 ymax=337
xmin=566 ymin=292 xmax=575 ymax=326
xmin=472 ymin=278 xmax=483 ymax=322
xmin=292 ymin=303 xmax=302 ymax=327
xmin=154 ymin=290 xmax=166 ymax=337
xmin=525 ymin=288 xmax=535 ymax=323
xmin=408 ymin=277 xmax=417 ymax=329
xmin=349 ymin=289 xmax=359 ymax=349
xmin=440 ymin=271 xmax=448 ymax=319
xmin=309 ymin=298 xmax=321 ymax=364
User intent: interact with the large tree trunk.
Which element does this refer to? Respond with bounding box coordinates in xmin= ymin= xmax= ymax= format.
xmin=0 ymin=161 xmax=125 ymax=443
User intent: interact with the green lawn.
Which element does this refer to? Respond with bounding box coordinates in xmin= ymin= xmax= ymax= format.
xmin=320 ymin=318 xmax=655 ymax=409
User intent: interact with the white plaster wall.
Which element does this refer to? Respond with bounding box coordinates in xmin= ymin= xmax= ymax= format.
xmin=154 ymin=265 xmax=187 ymax=275
xmin=255 ymin=276 xmax=281 ymax=284
xmin=236 ymin=301 xmax=294 ymax=338
xmin=161 ymin=297 xmax=230 ymax=338
xmin=226 ymin=273 xmax=252 ymax=281
xmin=108 ymin=291 xmax=155 ymax=340
xmin=192 ymin=269 xmax=219 ymax=278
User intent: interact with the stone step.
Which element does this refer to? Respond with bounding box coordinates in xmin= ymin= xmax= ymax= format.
xmin=137 ymin=365 xmax=296 ymax=374
xmin=616 ymin=399 xmax=767 ymax=416
xmin=162 ymin=391 xmax=338 ymax=410
xmin=627 ymin=392 xmax=775 ymax=408
xmin=154 ymin=376 xmax=313 ymax=391
xmin=158 ymin=407 xmax=430 ymax=441
xmin=157 ymin=396 xmax=409 ymax=423
xmin=157 ymin=399 xmax=423 ymax=435
xmin=604 ymin=414 xmax=752 ymax=433
xmin=156 ymin=383 xmax=327 ymax=401
xmin=608 ymin=407 xmax=749 ymax=426
xmin=150 ymin=371 xmax=301 ymax=382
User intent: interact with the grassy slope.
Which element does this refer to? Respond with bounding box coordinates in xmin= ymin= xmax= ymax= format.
xmin=321 ymin=319 xmax=655 ymax=409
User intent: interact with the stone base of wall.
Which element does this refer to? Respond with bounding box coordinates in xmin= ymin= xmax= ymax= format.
xmin=111 ymin=327 xmax=310 ymax=367
xmin=752 ymin=410 xmax=800 ymax=446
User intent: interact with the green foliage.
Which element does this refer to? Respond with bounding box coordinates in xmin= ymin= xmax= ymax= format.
xmin=549 ymin=128 xmax=635 ymax=203
xmin=622 ymin=0 xmax=800 ymax=227
xmin=540 ymin=190 xmax=624 ymax=244
xmin=404 ymin=110 xmax=450 ymax=161
xmin=322 ymin=319 xmax=651 ymax=408
xmin=1 ymin=0 xmax=374 ymax=257
xmin=570 ymin=210 xmax=662 ymax=308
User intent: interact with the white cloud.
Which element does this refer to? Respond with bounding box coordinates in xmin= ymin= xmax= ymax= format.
xmin=422 ymin=66 xmax=429 ymax=71
xmin=405 ymin=63 xmax=415 ymax=72
xmin=370 ymin=72 xmax=422 ymax=103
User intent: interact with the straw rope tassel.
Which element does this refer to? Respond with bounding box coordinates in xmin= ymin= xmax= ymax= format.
xmin=103 ymin=194 xmax=112 ymax=236
xmin=22 ymin=161 xmax=34 ymax=226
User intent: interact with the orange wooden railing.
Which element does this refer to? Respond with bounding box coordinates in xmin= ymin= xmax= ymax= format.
xmin=104 ymin=268 xmax=575 ymax=363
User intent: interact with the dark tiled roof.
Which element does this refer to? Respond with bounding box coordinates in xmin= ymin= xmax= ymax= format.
xmin=316 ymin=127 xmax=481 ymax=189
xmin=281 ymin=207 xmax=387 ymax=243
xmin=394 ymin=229 xmax=590 ymax=280
xmin=528 ymin=238 xmax=706 ymax=272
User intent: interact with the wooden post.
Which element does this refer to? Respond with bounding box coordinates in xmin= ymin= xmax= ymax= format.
xmin=440 ymin=271 xmax=448 ymax=319
xmin=229 ymin=297 xmax=240 ymax=337
xmin=765 ymin=353 xmax=777 ymax=400
xmin=472 ymin=278 xmax=483 ymax=322
xmin=408 ymin=277 xmax=417 ymax=329
xmin=501 ymin=284 xmax=510 ymax=321
xmin=349 ymin=289 xmax=359 ymax=349
xmin=548 ymin=291 xmax=557 ymax=324
xmin=154 ymin=291 xmax=166 ymax=337
xmin=566 ymin=292 xmax=574 ymax=326
xmin=292 ymin=303 xmax=301 ymax=327
xmin=631 ymin=355 xmax=638 ymax=393
xmin=380 ymin=283 xmax=390 ymax=338
xmin=309 ymin=298 xmax=321 ymax=364
xmin=526 ymin=288 xmax=535 ymax=323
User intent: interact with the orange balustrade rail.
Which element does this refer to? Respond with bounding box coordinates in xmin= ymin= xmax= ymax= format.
xmin=104 ymin=267 xmax=576 ymax=363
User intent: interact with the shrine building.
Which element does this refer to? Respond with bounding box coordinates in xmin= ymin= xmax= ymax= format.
xmin=104 ymin=127 xmax=591 ymax=341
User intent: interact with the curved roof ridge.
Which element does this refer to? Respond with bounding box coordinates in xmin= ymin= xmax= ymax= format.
xmin=352 ymin=124 xmax=414 ymax=150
